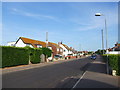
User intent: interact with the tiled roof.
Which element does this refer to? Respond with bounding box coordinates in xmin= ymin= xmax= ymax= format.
xmin=20 ymin=37 xmax=46 ymax=47
xmin=49 ymin=42 xmax=62 ymax=49
xmin=62 ymin=44 xmax=71 ymax=50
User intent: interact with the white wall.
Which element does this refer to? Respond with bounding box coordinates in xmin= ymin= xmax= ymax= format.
xmin=59 ymin=44 xmax=69 ymax=57
xmin=15 ymin=39 xmax=26 ymax=47
xmin=68 ymin=50 xmax=73 ymax=54
xmin=15 ymin=39 xmax=33 ymax=48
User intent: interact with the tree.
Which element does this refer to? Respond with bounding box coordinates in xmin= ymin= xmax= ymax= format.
xmin=95 ymin=49 xmax=106 ymax=55
xmin=88 ymin=51 xmax=93 ymax=55
xmin=41 ymin=47 xmax=52 ymax=57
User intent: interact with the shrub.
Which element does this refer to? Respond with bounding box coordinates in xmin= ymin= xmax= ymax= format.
xmin=29 ymin=48 xmax=42 ymax=64
xmin=96 ymin=49 xmax=106 ymax=55
xmin=1 ymin=46 xmax=52 ymax=68
xmin=102 ymin=54 xmax=120 ymax=75
xmin=118 ymin=55 xmax=120 ymax=75
xmin=22 ymin=46 xmax=42 ymax=64
xmin=41 ymin=47 xmax=52 ymax=57
xmin=1 ymin=46 xmax=29 ymax=68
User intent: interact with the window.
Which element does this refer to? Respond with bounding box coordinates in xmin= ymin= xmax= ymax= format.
xmin=37 ymin=45 xmax=42 ymax=48
xmin=64 ymin=50 xmax=66 ymax=52
xmin=57 ymin=48 xmax=59 ymax=51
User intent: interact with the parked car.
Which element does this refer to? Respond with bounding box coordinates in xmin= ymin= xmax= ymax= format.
xmin=65 ymin=54 xmax=73 ymax=59
xmin=54 ymin=54 xmax=62 ymax=60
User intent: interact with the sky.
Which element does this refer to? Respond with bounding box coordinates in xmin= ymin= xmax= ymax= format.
xmin=2 ymin=2 xmax=118 ymax=51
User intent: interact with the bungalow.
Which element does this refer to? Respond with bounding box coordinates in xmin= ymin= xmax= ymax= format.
xmin=58 ymin=42 xmax=74 ymax=57
xmin=69 ymin=47 xmax=78 ymax=56
xmin=107 ymin=42 xmax=120 ymax=54
xmin=14 ymin=37 xmax=64 ymax=60
xmin=15 ymin=37 xmax=46 ymax=48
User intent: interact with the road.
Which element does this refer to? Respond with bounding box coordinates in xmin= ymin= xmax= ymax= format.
xmin=2 ymin=56 xmax=93 ymax=88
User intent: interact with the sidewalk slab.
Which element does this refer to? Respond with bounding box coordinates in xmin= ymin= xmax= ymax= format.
xmin=75 ymin=55 xmax=119 ymax=88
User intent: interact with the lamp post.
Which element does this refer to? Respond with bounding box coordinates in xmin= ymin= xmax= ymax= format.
xmin=101 ymin=29 xmax=104 ymax=54
xmin=95 ymin=13 xmax=109 ymax=74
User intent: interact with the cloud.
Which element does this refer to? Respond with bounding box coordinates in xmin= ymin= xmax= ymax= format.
xmin=11 ymin=8 xmax=61 ymax=22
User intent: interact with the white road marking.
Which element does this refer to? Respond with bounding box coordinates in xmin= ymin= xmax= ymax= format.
xmin=72 ymin=71 xmax=87 ymax=89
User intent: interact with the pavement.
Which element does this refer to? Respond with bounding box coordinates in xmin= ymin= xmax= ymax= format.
xmin=73 ymin=55 xmax=120 ymax=89
xmin=2 ymin=56 xmax=87 ymax=74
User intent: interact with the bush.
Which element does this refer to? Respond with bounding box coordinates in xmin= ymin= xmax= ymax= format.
xmin=29 ymin=48 xmax=42 ymax=64
xmin=41 ymin=47 xmax=52 ymax=57
xmin=20 ymin=46 xmax=42 ymax=64
xmin=1 ymin=46 xmax=52 ymax=68
xmin=96 ymin=49 xmax=106 ymax=55
xmin=102 ymin=54 xmax=120 ymax=76
xmin=1 ymin=46 xmax=29 ymax=68
xmin=118 ymin=55 xmax=120 ymax=75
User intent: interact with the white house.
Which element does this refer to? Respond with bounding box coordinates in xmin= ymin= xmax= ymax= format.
xmin=59 ymin=42 xmax=74 ymax=57
xmin=15 ymin=37 xmax=46 ymax=48
xmin=7 ymin=41 xmax=16 ymax=46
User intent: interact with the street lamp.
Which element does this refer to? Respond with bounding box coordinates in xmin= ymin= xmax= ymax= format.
xmin=95 ymin=13 xmax=109 ymax=74
xmin=95 ymin=13 xmax=108 ymax=52
xmin=101 ymin=29 xmax=104 ymax=54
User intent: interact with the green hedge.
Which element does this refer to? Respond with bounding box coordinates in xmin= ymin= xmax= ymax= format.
xmin=103 ymin=54 xmax=120 ymax=76
xmin=41 ymin=47 xmax=52 ymax=57
xmin=1 ymin=46 xmax=52 ymax=68
xmin=29 ymin=48 xmax=42 ymax=64
xmin=1 ymin=46 xmax=29 ymax=68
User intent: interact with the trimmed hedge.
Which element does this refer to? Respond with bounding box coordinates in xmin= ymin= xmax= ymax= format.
xmin=1 ymin=46 xmax=52 ymax=68
xmin=29 ymin=48 xmax=42 ymax=64
xmin=103 ymin=54 xmax=120 ymax=76
xmin=1 ymin=46 xmax=29 ymax=68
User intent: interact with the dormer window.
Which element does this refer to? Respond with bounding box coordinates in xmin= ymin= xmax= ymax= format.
xmin=37 ymin=45 xmax=42 ymax=48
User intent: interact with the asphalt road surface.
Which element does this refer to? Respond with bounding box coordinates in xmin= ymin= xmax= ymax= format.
xmin=2 ymin=56 xmax=93 ymax=88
